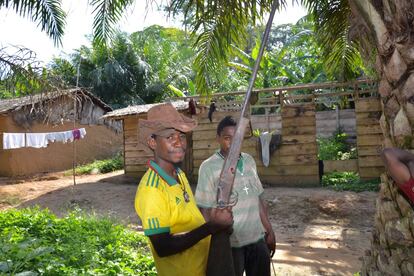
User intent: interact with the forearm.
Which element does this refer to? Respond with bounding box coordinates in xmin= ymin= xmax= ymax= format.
xmin=259 ymin=197 xmax=273 ymax=232
xmin=383 ymin=148 xmax=414 ymax=165
xmin=150 ymin=222 xmax=214 ymax=257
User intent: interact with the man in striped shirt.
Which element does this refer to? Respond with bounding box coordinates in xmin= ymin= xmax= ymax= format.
xmin=196 ymin=116 xmax=276 ymax=276
xmin=134 ymin=103 xmax=233 ymax=276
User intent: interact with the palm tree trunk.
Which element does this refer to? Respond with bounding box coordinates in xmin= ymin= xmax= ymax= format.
xmin=349 ymin=0 xmax=414 ymax=274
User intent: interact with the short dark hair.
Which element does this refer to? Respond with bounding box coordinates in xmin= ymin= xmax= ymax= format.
xmin=217 ymin=116 xmax=237 ymax=135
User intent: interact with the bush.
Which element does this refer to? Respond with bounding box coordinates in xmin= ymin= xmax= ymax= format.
xmin=318 ymin=129 xmax=357 ymax=160
xmin=322 ymin=172 xmax=380 ymax=192
xmin=66 ymin=154 xmax=124 ymax=176
xmin=0 ymin=208 xmax=155 ymax=275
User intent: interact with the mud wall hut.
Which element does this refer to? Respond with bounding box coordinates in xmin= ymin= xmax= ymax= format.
xmin=0 ymin=89 xmax=122 ymax=176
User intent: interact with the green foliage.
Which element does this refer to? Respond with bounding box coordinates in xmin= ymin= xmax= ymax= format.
xmin=130 ymin=25 xmax=195 ymax=101
xmin=223 ymin=17 xmax=327 ymax=93
xmin=318 ymin=129 xmax=356 ymax=160
xmin=322 ymin=172 xmax=380 ymax=192
xmin=168 ymin=0 xmax=278 ymax=95
xmin=50 ymin=33 xmax=149 ymax=108
xmin=49 ymin=26 xmax=195 ymax=107
xmin=1 ymin=0 xmax=65 ymax=45
xmin=90 ymin=0 xmax=134 ymax=46
xmin=0 ymin=208 xmax=155 ymax=275
xmin=0 ymin=195 xmax=21 ymax=206
xmin=66 ymin=154 xmax=123 ymax=176
xmin=252 ymin=129 xmax=261 ymax=137
xmin=305 ymin=0 xmax=375 ymax=81
xmin=0 ymin=47 xmax=60 ymax=99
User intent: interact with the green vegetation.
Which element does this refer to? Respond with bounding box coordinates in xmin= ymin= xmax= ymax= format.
xmin=0 ymin=208 xmax=155 ymax=275
xmin=0 ymin=195 xmax=21 ymax=207
xmin=322 ymin=172 xmax=380 ymax=192
xmin=66 ymin=154 xmax=123 ymax=176
xmin=318 ymin=129 xmax=357 ymax=160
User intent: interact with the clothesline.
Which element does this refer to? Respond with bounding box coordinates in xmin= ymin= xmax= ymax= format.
xmin=2 ymin=128 xmax=86 ymax=150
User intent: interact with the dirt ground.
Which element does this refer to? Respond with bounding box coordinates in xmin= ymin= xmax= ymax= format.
xmin=0 ymin=171 xmax=377 ymax=276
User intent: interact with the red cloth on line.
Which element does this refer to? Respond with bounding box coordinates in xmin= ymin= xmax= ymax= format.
xmin=397 ymin=178 xmax=414 ymax=205
xmin=72 ymin=129 xmax=81 ymax=140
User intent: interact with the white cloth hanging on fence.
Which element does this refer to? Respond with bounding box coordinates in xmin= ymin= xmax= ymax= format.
xmin=46 ymin=131 xmax=67 ymax=143
xmin=79 ymin=128 xmax=86 ymax=138
xmin=3 ymin=133 xmax=25 ymax=149
xmin=26 ymin=133 xmax=49 ymax=148
xmin=2 ymin=128 xmax=87 ymax=150
xmin=259 ymin=132 xmax=272 ymax=167
xmin=47 ymin=130 xmax=75 ymax=143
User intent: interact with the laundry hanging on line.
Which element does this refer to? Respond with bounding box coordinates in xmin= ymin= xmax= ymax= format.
xmin=2 ymin=128 xmax=87 ymax=150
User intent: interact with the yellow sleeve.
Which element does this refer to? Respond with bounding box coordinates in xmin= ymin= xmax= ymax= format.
xmin=135 ymin=184 xmax=171 ymax=236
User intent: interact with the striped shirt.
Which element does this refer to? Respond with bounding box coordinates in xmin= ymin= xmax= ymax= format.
xmin=195 ymin=152 xmax=265 ymax=247
xmin=135 ymin=160 xmax=210 ymax=276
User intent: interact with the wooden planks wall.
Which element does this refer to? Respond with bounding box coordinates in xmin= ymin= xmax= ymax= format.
xmin=316 ymin=109 xmax=356 ymax=138
xmin=251 ymin=109 xmax=357 ymax=139
xmin=355 ymin=98 xmax=384 ymax=179
xmin=120 ymin=98 xmax=383 ymax=183
xmin=123 ymin=115 xmax=151 ymax=178
xmin=191 ymin=106 xmax=319 ymax=186
xmin=266 ymin=103 xmax=320 ymax=186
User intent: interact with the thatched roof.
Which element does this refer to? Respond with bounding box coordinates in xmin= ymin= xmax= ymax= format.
xmin=0 ymin=89 xmax=112 ymax=115
xmin=102 ymin=100 xmax=189 ymax=119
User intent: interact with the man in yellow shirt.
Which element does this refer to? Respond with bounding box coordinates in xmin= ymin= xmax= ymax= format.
xmin=135 ymin=103 xmax=233 ymax=276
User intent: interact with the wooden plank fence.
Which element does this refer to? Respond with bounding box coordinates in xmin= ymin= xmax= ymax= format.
xmin=251 ymin=109 xmax=357 ymax=139
xmin=355 ymin=98 xmax=384 ymax=179
xmin=121 ymin=79 xmax=383 ymax=184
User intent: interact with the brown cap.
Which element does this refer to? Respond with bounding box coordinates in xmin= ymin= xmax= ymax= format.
xmin=138 ymin=103 xmax=197 ymax=146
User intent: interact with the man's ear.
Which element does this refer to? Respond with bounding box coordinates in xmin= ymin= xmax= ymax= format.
xmin=148 ymin=137 xmax=157 ymax=151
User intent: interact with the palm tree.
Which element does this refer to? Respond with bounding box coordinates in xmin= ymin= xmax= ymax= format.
xmin=4 ymin=1 xmax=414 ymax=273
xmin=0 ymin=0 xmax=65 ymax=95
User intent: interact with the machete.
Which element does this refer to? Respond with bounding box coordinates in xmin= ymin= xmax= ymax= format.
xmin=206 ymin=1 xmax=279 ymax=275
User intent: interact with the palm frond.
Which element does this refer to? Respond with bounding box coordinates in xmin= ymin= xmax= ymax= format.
xmin=89 ymin=0 xmax=133 ymax=46
xmin=227 ymin=62 xmax=252 ymax=74
xmin=231 ymin=45 xmax=253 ymax=65
xmin=169 ymin=0 xmax=287 ymax=95
xmin=0 ymin=0 xmax=66 ymax=45
xmin=0 ymin=46 xmax=56 ymax=97
xmin=304 ymin=0 xmax=365 ymax=80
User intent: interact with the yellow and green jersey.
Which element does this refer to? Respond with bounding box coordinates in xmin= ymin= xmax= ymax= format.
xmin=135 ymin=160 xmax=210 ymax=276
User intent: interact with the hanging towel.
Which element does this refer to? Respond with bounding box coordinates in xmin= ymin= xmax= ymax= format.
xmin=79 ymin=128 xmax=86 ymax=138
xmin=3 ymin=133 xmax=25 ymax=149
xmin=26 ymin=133 xmax=49 ymax=148
xmin=259 ymin=132 xmax=273 ymax=167
xmin=46 ymin=131 xmax=67 ymax=143
xmin=72 ymin=129 xmax=81 ymax=140
xmin=72 ymin=128 xmax=87 ymax=140
xmin=63 ymin=130 xmax=74 ymax=142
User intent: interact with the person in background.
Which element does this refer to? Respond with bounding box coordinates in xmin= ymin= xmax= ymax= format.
xmin=195 ymin=115 xmax=276 ymax=276
xmin=134 ymin=103 xmax=233 ymax=276
xmin=381 ymin=147 xmax=414 ymax=205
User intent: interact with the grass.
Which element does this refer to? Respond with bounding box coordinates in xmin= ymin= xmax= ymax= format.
xmin=0 ymin=208 xmax=155 ymax=275
xmin=65 ymin=154 xmax=123 ymax=176
xmin=0 ymin=195 xmax=21 ymax=206
xmin=322 ymin=172 xmax=380 ymax=192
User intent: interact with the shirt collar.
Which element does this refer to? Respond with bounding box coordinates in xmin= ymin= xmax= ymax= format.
xmin=148 ymin=160 xmax=180 ymax=186
xmin=215 ymin=150 xmax=244 ymax=173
